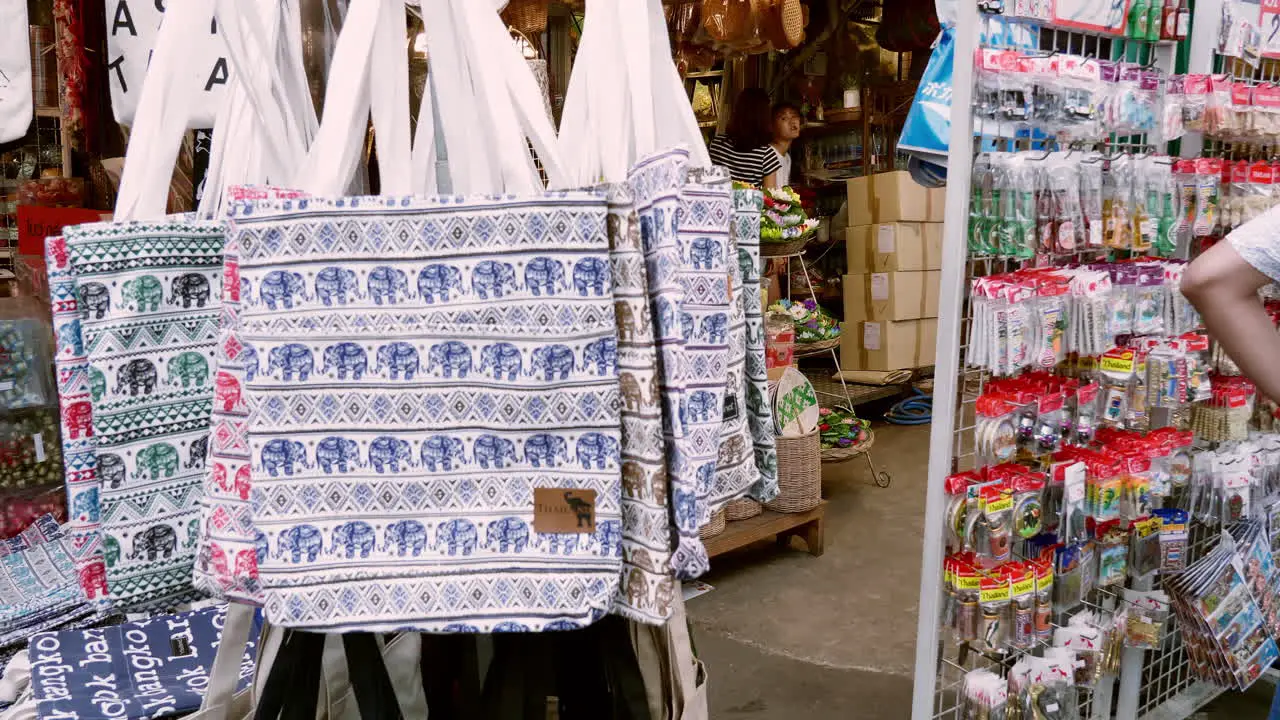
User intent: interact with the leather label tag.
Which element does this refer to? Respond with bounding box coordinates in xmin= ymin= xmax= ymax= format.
xmin=533 ymin=488 xmax=596 ymax=534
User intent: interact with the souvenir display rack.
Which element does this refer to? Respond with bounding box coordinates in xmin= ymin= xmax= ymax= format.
xmin=908 ymin=3 xmax=1236 ymax=719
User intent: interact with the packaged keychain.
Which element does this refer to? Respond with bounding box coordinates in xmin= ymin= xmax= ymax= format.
xmin=1055 ymin=460 xmax=1089 ymax=544
xmin=1161 ymin=75 xmax=1186 ymax=143
xmin=980 ymin=570 xmax=1011 ymax=651
xmin=1098 ymin=347 xmax=1138 ymax=430
xmin=977 ymin=484 xmax=1014 ymax=567
xmin=1192 ymin=157 xmax=1223 ymax=238
xmin=971 ymin=155 xmax=995 ymax=255
xmin=1035 ymin=559 xmax=1055 ymax=641
xmin=1133 ymin=263 xmax=1165 ymax=335
xmin=1054 ymin=543 xmax=1086 ymax=613
xmin=955 ymin=560 xmax=982 ymax=642
xmin=1182 ymin=74 xmax=1209 ymax=132
xmin=1122 ymin=588 xmax=1171 ymax=649
xmin=1080 ymin=156 xmax=1105 ymax=248
xmin=1010 ymin=564 xmax=1037 ymax=650
xmin=1130 ymin=516 xmax=1162 ymax=578
xmin=1097 ymin=521 xmax=1130 ymax=586
xmin=977 ymin=395 xmax=1021 ymax=464
xmin=1104 ymin=154 xmax=1135 ymax=249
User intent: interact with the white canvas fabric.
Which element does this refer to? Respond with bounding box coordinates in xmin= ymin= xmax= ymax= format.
xmin=0 ymin=0 xmax=32 ymax=144
xmin=103 ymin=0 xmax=231 ymax=127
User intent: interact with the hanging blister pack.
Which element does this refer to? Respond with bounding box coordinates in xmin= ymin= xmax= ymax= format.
xmin=1104 ymin=154 xmax=1135 ymax=250
xmin=1155 ymin=507 xmax=1189 ymax=572
xmin=1161 ymin=75 xmax=1186 ymax=143
xmin=1079 ymin=156 xmax=1105 ymax=248
xmin=1058 ymin=55 xmax=1103 ymax=140
xmin=971 ymin=155 xmax=996 ymax=256
xmin=1133 ymin=263 xmax=1166 ymax=336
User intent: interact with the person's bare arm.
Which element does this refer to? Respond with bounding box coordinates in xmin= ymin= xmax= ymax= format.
xmin=1181 ymin=240 xmax=1280 ymax=400
xmin=763 ymin=171 xmax=779 ymax=189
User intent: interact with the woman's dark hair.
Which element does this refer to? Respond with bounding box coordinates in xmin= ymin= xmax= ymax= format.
xmin=726 ymin=88 xmax=774 ymax=149
xmin=772 ymin=101 xmax=801 ymax=118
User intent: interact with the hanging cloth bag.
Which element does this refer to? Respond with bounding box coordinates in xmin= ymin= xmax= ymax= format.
xmin=192 ymin=0 xmax=321 ymax=604
xmin=0 ymin=0 xmax=32 ymax=144
xmin=232 ymin=0 xmax=622 ymax=633
xmin=102 ymin=0 xmax=231 ymax=127
xmin=63 ymin=0 xmax=228 ymax=611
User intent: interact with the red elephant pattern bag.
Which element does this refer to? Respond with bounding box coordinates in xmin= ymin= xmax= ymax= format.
xmin=45 ymin=236 xmax=110 ymax=605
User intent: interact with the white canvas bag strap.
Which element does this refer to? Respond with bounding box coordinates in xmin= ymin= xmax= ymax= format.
xmin=297 ymin=0 xmax=410 ymax=196
xmin=558 ymin=0 xmax=626 ymax=185
xmin=451 ymin=0 xmax=569 ymax=192
xmin=115 ymin=0 xmax=219 ymax=221
xmin=418 ymin=0 xmax=493 ymax=195
xmin=369 ymin=0 xmax=411 ymax=195
xmin=194 ymin=602 xmax=257 ymax=720
xmin=645 ymin=0 xmax=710 ymax=168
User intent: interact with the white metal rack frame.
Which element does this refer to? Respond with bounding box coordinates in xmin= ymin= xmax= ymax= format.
xmin=908 ymin=4 xmax=1230 ymax=720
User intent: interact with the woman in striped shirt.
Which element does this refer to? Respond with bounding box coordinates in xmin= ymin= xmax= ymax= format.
xmin=708 ymin=88 xmax=782 ymax=188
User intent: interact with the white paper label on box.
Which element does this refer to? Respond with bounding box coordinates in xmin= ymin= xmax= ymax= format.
xmin=863 ymin=322 xmax=882 ymax=351
xmin=0 ymin=381 xmax=12 ymax=392
xmin=32 ymin=433 xmax=44 ymax=463
xmin=870 ymin=273 xmax=890 ymax=301
xmin=876 ymin=225 xmax=896 ymax=254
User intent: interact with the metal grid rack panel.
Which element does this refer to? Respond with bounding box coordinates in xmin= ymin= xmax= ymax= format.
xmin=919 ymin=11 xmax=1182 ymax=720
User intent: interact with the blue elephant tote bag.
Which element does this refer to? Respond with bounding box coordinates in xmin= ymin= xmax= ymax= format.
xmin=44 ymin=236 xmax=110 ymax=606
xmin=605 ymin=186 xmax=677 ymax=625
xmin=702 ymin=181 xmax=762 ymax=517
xmin=231 ymin=190 xmax=623 ymax=632
xmin=626 ymin=148 xmax=709 ymax=581
xmin=61 ymin=219 xmax=222 ymax=611
xmin=675 ymin=169 xmax=734 ymax=545
xmin=732 ymin=189 xmax=778 ymax=504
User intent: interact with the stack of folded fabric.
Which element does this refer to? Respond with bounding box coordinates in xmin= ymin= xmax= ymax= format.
xmin=0 ymin=515 xmax=101 ymax=665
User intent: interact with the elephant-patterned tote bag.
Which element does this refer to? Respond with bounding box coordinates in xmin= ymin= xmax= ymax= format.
xmin=605 ymin=186 xmax=677 ymax=625
xmin=627 ymin=148 xmax=708 ymax=581
xmin=44 ymin=236 xmax=110 ymax=605
xmin=230 ymin=190 xmax=623 ymax=632
xmin=62 ymin=218 xmax=222 ymax=611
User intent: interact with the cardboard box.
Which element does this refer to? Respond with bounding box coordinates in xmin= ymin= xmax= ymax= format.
xmin=845 ymin=222 xmax=943 ymax=273
xmin=840 ymin=318 xmax=939 ymax=372
xmin=843 ymin=271 xmax=941 ymax=322
xmin=927 ymin=187 xmax=946 ymax=222
xmin=845 ymin=171 xmax=940 ymax=223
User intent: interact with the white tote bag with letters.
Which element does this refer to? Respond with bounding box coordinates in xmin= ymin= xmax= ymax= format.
xmin=0 ymin=0 xmax=32 ymax=144
xmin=103 ymin=0 xmax=230 ymax=126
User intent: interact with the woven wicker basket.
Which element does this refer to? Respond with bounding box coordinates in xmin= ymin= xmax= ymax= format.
xmin=699 ymin=509 xmax=727 ymax=539
xmin=822 ymin=427 xmax=875 ymax=464
xmin=724 ymin=497 xmax=762 ymax=521
xmin=501 ymin=0 xmax=549 ymax=35
xmin=760 ymin=235 xmax=809 ymax=257
xmin=766 ymin=430 xmax=822 ymax=513
xmin=793 ymin=337 xmax=840 ymax=357
xmin=761 ymin=0 xmax=805 ymax=49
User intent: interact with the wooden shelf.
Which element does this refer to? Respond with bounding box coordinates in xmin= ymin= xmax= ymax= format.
xmin=704 ymin=502 xmax=826 ymax=559
xmin=34 ymin=106 xmax=60 ymax=118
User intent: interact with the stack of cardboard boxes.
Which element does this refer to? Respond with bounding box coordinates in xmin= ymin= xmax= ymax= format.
xmin=842 ymin=171 xmax=945 ymax=372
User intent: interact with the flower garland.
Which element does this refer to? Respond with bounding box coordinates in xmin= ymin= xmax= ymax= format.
xmin=761 ymin=186 xmax=819 ymax=243
xmin=819 ymin=407 xmax=871 ymax=450
xmin=768 ymin=298 xmax=841 ymax=343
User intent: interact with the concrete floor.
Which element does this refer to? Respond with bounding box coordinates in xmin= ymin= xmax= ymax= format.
xmin=686 ymin=421 xmax=1277 ymax=720
xmin=688 ymin=421 xmax=929 ymax=719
